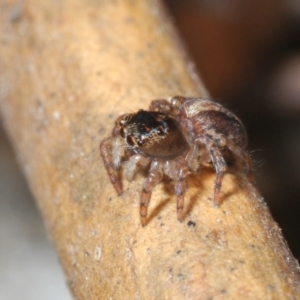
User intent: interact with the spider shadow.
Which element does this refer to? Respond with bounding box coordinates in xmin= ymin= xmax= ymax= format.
xmin=143 ymin=167 xmax=242 ymax=225
xmin=184 ymin=168 xmax=240 ymax=217
xmin=144 ymin=171 xmax=208 ymax=225
xmin=145 ymin=194 xmax=173 ymax=226
xmin=184 ymin=170 xmax=212 ymax=218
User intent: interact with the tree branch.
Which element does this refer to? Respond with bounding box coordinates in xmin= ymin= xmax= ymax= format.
xmin=0 ymin=0 xmax=299 ymax=299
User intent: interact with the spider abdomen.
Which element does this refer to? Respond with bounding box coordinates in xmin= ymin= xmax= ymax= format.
xmin=179 ymin=98 xmax=247 ymax=148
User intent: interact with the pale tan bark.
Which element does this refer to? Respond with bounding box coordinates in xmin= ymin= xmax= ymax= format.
xmin=0 ymin=0 xmax=299 ymax=299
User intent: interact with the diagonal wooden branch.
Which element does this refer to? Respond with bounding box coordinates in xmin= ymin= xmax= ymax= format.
xmin=0 ymin=0 xmax=299 ymax=299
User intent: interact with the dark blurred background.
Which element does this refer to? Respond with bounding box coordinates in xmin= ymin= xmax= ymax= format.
xmin=164 ymin=0 xmax=300 ymax=259
xmin=1 ymin=0 xmax=300 ymax=299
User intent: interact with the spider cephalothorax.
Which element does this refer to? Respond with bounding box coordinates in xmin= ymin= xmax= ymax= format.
xmin=100 ymin=96 xmax=253 ymax=226
xmin=117 ymin=110 xmax=189 ymax=159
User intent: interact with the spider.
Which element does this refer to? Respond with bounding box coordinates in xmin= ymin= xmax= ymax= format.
xmin=100 ymin=96 xmax=253 ymax=226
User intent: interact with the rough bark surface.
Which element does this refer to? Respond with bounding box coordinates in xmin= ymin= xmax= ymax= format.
xmin=0 ymin=0 xmax=300 ymax=299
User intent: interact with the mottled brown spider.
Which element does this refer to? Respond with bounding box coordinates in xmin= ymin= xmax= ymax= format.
xmin=100 ymin=96 xmax=253 ymax=226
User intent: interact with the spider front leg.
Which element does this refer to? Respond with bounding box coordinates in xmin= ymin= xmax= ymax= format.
xmin=140 ymin=160 xmax=163 ymax=226
xmin=100 ymin=136 xmax=123 ymax=195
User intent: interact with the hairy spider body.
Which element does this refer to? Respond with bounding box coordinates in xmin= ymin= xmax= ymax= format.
xmin=100 ymin=96 xmax=253 ymax=226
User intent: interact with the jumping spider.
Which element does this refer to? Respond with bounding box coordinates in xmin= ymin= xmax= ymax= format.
xmin=100 ymin=96 xmax=253 ymax=226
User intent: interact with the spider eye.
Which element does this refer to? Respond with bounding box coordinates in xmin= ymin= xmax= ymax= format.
xmin=157 ymin=125 xmax=165 ymax=136
xmin=120 ymin=127 xmax=125 ymax=138
xmin=121 ymin=116 xmax=130 ymax=124
xmin=143 ymin=126 xmax=151 ymax=133
xmin=126 ymin=136 xmax=135 ymax=146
